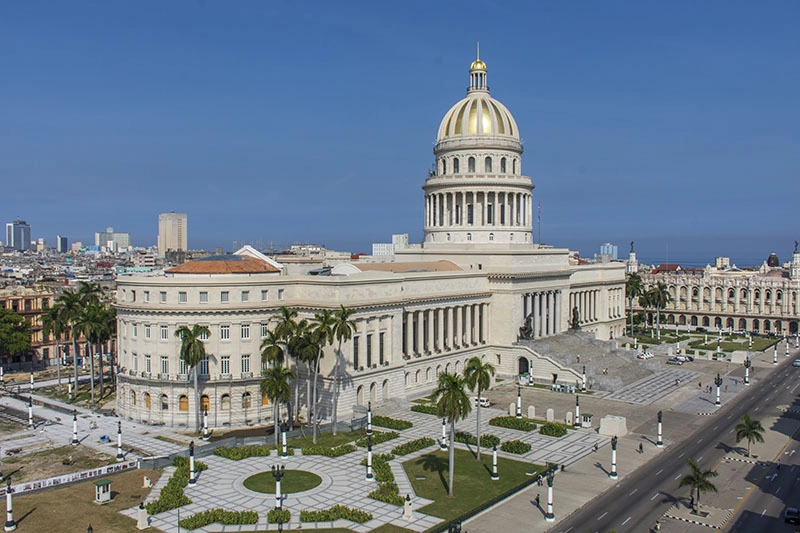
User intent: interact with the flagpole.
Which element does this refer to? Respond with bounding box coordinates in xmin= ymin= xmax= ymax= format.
xmin=537 ymin=202 xmax=541 ymax=245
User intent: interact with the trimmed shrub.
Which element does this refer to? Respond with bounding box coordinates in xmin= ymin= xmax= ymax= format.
xmin=146 ymin=457 xmax=209 ymax=515
xmin=355 ymin=430 xmax=400 ymax=447
xmin=410 ymin=404 xmax=439 ymax=416
xmin=500 ymin=440 xmax=531 ymax=454
xmin=371 ymin=415 xmax=413 ymax=430
xmin=539 ymin=422 xmax=568 ymax=438
xmin=301 ymin=444 xmax=356 ymax=457
xmin=391 ymin=437 xmax=436 ymax=456
xmin=300 ymin=505 xmax=373 ymax=524
xmin=454 ymin=431 xmax=500 ymax=447
xmin=369 ymin=481 xmax=405 ymax=505
xmin=178 ymin=509 xmax=258 ymax=530
xmin=214 ymin=445 xmax=295 ymax=460
xmin=489 ymin=416 xmax=538 ymax=432
xmin=268 ymin=509 xmax=291 ymax=524
xmin=365 ymin=454 xmax=404 ymax=505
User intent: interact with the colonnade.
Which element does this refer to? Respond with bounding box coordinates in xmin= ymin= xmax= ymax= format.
xmin=402 ymin=303 xmax=488 ymax=357
xmin=569 ymin=289 xmax=599 ymax=325
xmin=607 ymin=287 xmax=623 ymax=319
xmin=522 ymin=290 xmax=562 ymax=337
xmin=425 ymin=190 xmax=532 ymax=229
xmin=351 ymin=316 xmax=392 ymax=370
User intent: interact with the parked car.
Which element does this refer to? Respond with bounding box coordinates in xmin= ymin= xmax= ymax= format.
xmin=473 ymin=397 xmax=491 ymax=407
xmin=666 ymin=357 xmax=683 ymax=365
xmin=793 ymin=360 xmax=800 ymax=368
xmin=785 ymin=506 xmax=800 ymax=524
xmin=696 ymin=327 xmax=707 ymax=333
xmin=676 ymin=355 xmax=694 ymax=363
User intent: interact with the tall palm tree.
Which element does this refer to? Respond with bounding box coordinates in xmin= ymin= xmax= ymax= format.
xmin=625 ymin=272 xmax=644 ymax=337
xmin=433 ymin=371 xmax=472 ymax=497
xmin=647 ymin=281 xmax=671 ymax=340
xmin=309 ymin=309 xmax=335 ymax=444
xmin=175 ymin=324 xmax=211 ymax=433
xmin=55 ymin=291 xmax=83 ymax=401
xmin=463 ymin=356 xmax=495 ymax=461
xmin=41 ymin=304 xmax=67 ymax=394
xmin=272 ymin=307 xmax=298 ymax=424
xmin=260 ymin=329 xmax=284 ymax=368
xmin=75 ymin=302 xmax=106 ymax=405
xmin=289 ymin=319 xmax=317 ymax=427
xmin=735 ymin=414 xmax=765 ymax=457
xmin=260 ymin=365 xmax=296 ymax=446
xmin=679 ymin=458 xmax=718 ymax=514
xmin=330 ymin=306 xmax=355 ymax=436
xmin=96 ymin=305 xmax=116 ymax=398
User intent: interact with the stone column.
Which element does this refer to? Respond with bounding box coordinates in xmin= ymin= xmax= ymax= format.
xmin=454 ymin=306 xmax=462 ymax=348
xmin=554 ymin=290 xmax=561 ymax=335
xmin=426 ymin=310 xmax=434 ymax=353
xmin=549 ymin=291 xmax=556 ymax=336
xmin=437 ymin=308 xmax=444 ymax=351
xmin=481 ymin=303 xmax=489 ymax=343
xmin=405 ymin=312 xmax=413 ymax=357
xmin=532 ymin=292 xmax=539 ymax=337
xmin=446 ymin=307 xmax=454 ymax=350
xmin=415 ymin=311 xmax=423 ymax=356
xmin=465 ymin=305 xmax=473 ymax=345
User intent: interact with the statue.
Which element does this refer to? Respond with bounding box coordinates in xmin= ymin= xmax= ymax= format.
xmin=630 ymin=241 xmax=635 ymax=253
xmin=571 ymin=307 xmax=580 ymax=329
xmin=518 ymin=314 xmax=534 ymax=340
xmin=795 ymin=240 xmax=798 ymax=253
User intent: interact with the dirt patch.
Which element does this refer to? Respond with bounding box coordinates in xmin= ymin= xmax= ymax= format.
xmin=3 ymin=445 xmax=117 ymax=484
xmin=14 ymin=467 xmax=162 ymax=532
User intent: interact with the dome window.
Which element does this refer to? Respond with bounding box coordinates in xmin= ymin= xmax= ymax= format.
xmin=513 ymin=159 xmax=517 ymax=174
xmin=468 ymin=157 xmax=475 ymax=173
xmin=484 ymin=157 xmax=492 ymax=173
xmin=453 ymin=158 xmax=460 ymax=174
xmin=442 ymin=159 xmax=447 ymax=175
xmin=500 ymin=158 xmax=506 ymax=173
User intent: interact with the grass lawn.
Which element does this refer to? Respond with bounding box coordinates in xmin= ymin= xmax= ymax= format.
xmin=372 ymin=524 xmax=416 ymax=533
xmin=404 ymin=448 xmax=542 ymax=521
xmin=3 ymin=445 xmax=117 ymax=484
xmin=287 ymin=429 xmax=365 ymax=449
xmin=243 ymin=470 xmax=322 ymax=494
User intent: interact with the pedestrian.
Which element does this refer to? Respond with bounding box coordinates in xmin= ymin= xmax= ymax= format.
xmin=577 ymin=355 xmax=580 ymax=363
xmin=535 ymin=493 xmax=540 ymax=507
xmin=639 ymin=442 xmax=644 ymax=454
xmin=725 ymin=385 xmax=728 ymax=392
xmin=593 ymin=442 xmax=599 ymax=452
xmin=699 ymin=382 xmax=702 ymax=389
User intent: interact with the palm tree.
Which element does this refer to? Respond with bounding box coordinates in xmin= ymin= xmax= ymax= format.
xmin=175 ymin=324 xmax=211 ymax=432
xmin=433 ymin=371 xmax=472 ymax=497
xmin=260 ymin=365 xmax=296 ymax=446
xmin=96 ymin=305 xmax=116 ymax=398
xmin=309 ymin=309 xmax=335 ymax=444
xmin=463 ymin=356 xmax=495 ymax=461
xmin=260 ymin=329 xmax=284 ymax=368
xmin=289 ymin=319 xmax=317 ymax=427
xmin=55 ymin=291 xmax=83 ymax=401
xmin=735 ymin=414 xmax=765 ymax=457
xmin=41 ymin=304 xmax=67 ymax=394
xmin=625 ymin=272 xmax=644 ymax=337
xmin=75 ymin=302 xmax=106 ymax=405
xmin=330 ymin=306 xmax=355 ymax=436
xmin=647 ymin=282 xmax=671 ymax=340
xmin=679 ymin=458 xmax=718 ymax=514
xmin=272 ymin=307 xmax=298 ymax=424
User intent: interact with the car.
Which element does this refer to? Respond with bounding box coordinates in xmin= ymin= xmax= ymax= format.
xmin=666 ymin=357 xmax=683 ymax=365
xmin=696 ymin=327 xmax=707 ymax=333
xmin=793 ymin=360 xmax=800 ymax=368
xmin=785 ymin=506 xmax=800 ymax=524
xmin=473 ymin=397 xmax=490 ymax=407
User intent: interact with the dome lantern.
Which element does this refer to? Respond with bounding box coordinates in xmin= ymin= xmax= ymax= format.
xmin=469 ymin=43 xmax=488 ymax=92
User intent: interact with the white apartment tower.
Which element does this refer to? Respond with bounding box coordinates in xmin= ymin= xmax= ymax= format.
xmin=158 ymin=212 xmax=188 ymax=256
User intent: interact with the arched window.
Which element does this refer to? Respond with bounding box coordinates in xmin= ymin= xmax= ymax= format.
xmin=777 ymin=291 xmax=783 ymax=301
xmin=692 ymin=288 xmax=699 ymax=298
xmin=512 ymin=159 xmax=517 ymax=174
xmin=242 ymin=392 xmax=252 ymax=409
xmin=144 ymin=392 xmax=151 ymax=409
xmin=415 ymin=369 xmax=420 ymax=383
xmin=755 ymin=289 xmax=761 ymax=299
xmin=500 ymin=158 xmax=506 ymax=173
xmin=468 ymin=157 xmax=475 ymax=173
xmin=446 ymin=233 xmax=451 ymax=241
xmin=426 ymin=368 xmax=431 ymax=382
xmin=467 ymin=233 xmax=472 ymax=241
xmin=484 ymin=157 xmax=492 ymax=173
xmin=262 ymin=393 xmax=269 ymax=406
xmin=221 ymin=394 xmax=230 ymax=410
xmin=161 ymin=394 xmax=169 ymax=410
xmin=728 ymin=288 xmax=735 ymax=298
xmin=179 ymin=395 xmax=189 ymax=411
xmin=131 ymin=390 xmax=137 ymax=406
xmin=489 ymin=233 xmax=494 ymax=241
xmin=442 ymin=159 xmax=446 ymax=175
xmin=453 ymin=158 xmax=460 ymax=173
xmin=766 ymin=290 xmax=772 ymax=301
xmin=200 ymin=395 xmax=210 ymax=411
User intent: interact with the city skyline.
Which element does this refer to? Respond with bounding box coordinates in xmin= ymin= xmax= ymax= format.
xmin=2 ymin=2 xmax=798 ymax=266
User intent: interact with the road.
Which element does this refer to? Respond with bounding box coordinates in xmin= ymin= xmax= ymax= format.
xmin=553 ymin=358 xmax=800 ymax=533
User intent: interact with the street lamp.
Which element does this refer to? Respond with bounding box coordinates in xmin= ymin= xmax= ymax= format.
xmin=744 ymin=357 xmax=751 ymax=386
xmin=366 ymin=401 xmax=373 ymax=436
xmin=202 ymin=409 xmax=209 ymax=441
xmin=544 ymin=463 xmax=557 ymax=522
xmin=609 ymin=436 xmax=618 ymax=479
xmin=280 ymin=420 xmax=289 ymax=458
xmin=71 ymin=409 xmax=79 ymax=445
xmin=188 ymin=441 xmax=196 ymax=485
xmin=116 ymin=421 xmax=124 ymax=460
xmin=4 ymin=476 xmax=15 ymax=531
xmin=440 ymin=418 xmax=447 ymax=450
xmin=581 ymin=366 xmax=587 ymax=392
xmin=714 ymin=373 xmax=723 ymax=406
xmin=271 ymin=464 xmax=285 ymax=509
xmin=516 ymin=385 xmax=522 ymax=419
xmin=490 ymin=444 xmax=499 ymax=480
xmin=87 ymin=526 xmax=93 ymax=533
xmin=366 ymin=435 xmax=374 ymax=480
xmin=27 ymin=397 xmax=33 ymax=430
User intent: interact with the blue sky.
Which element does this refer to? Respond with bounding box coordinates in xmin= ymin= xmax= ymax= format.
xmin=2 ymin=1 xmax=798 ymax=267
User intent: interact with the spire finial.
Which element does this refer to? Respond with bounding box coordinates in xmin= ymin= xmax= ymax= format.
xmin=476 ymin=42 xmax=480 ymax=60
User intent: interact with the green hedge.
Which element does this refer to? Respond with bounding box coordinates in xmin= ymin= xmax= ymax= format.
xmin=355 ymin=430 xmax=400 ymax=447
xmin=454 ymin=431 xmax=500 ymax=447
xmin=369 ymin=481 xmax=405 ymax=506
xmin=539 ymin=422 xmax=568 ymax=438
xmin=214 ymin=444 xmax=295 ymax=460
xmin=391 ymin=437 xmax=436 ymax=456
xmin=489 ymin=416 xmax=538 ymax=432
xmin=301 ymin=444 xmax=356 ymax=457
xmin=371 ymin=415 xmax=413 ymax=430
xmin=410 ymin=404 xmax=439 ymax=416
xmin=300 ymin=505 xmax=373 ymax=524
xmin=178 ymin=509 xmax=258 ymax=530
xmin=500 ymin=440 xmax=531 ymax=454
xmin=145 ymin=457 xmax=208 ymax=515
xmin=268 ymin=509 xmax=291 ymax=524
xmin=366 ymin=454 xmax=404 ymax=505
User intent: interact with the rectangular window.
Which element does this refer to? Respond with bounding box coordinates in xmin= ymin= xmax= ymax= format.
xmin=132 ymin=353 xmax=138 ymax=372
xmin=379 ymin=332 xmax=385 ymax=365
xmin=161 ymin=356 xmax=168 ymax=374
xmin=261 ymin=323 xmax=269 ymax=338
xmin=145 ymin=324 xmax=151 ymax=339
xmin=487 ymin=205 xmax=494 ymax=224
xmin=199 ymin=328 xmax=209 ymax=340
xmin=278 ymin=289 xmax=284 ymax=300
xmin=132 ymin=323 xmax=138 ymax=338
xmin=220 ymin=325 xmax=230 ymax=340
xmin=221 ymin=356 xmax=230 ymax=375
xmin=179 ymin=359 xmax=187 ymax=375
xmin=221 ymin=291 xmax=229 ymax=303
xmin=200 ymin=291 xmax=208 ymax=303
xmin=160 ymin=325 xmax=168 ymax=340
xmin=366 ymin=334 xmax=373 ymax=368
xmin=160 ymin=291 xmax=167 ymax=303
xmin=199 ymin=357 xmax=209 ymax=376
xmin=261 ymin=290 xmax=269 ymax=301
xmin=179 ymin=291 xmax=187 ymax=303
xmin=242 ymin=354 xmax=250 ymax=373
xmin=241 ymin=291 xmax=249 ymax=303
xmin=143 ymin=291 xmax=150 ymax=303
xmin=353 ymin=336 xmax=360 ymax=369
xmin=145 ymin=355 xmax=151 ymax=373
xmin=241 ymin=324 xmax=250 ymax=340
xmin=131 ymin=290 xmax=136 ymax=302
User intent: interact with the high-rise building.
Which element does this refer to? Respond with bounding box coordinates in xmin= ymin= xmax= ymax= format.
xmin=5 ymin=220 xmax=31 ymax=251
xmin=599 ymin=242 xmax=618 ymax=260
xmin=158 ymin=212 xmax=188 ymax=257
xmin=56 ymin=235 xmax=69 ymax=253
xmin=94 ymin=226 xmax=130 ymax=251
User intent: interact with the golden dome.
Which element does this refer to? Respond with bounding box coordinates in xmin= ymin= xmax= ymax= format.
xmin=437 ymin=94 xmax=518 ymax=141
xmin=470 ymin=59 xmax=487 ymax=70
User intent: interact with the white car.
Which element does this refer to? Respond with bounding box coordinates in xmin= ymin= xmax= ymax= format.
xmin=473 ymin=397 xmax=490 ymax=407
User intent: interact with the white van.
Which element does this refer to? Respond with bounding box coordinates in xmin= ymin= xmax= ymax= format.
xmin=473 ymin=397 xmax=490 ymax=407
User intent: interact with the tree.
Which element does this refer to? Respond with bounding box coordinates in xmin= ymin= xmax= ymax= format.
xmin=175 ymin=324 xmax=211 ymax=432
xmin=0 ymin=308 xmax=31 ymax=360
xmin=271 ymin=307 xmax=298 ymax=424
xmin=330 ymin=306 xmax=355 ymax=436
xmin=463 ymin=356 xmax=495 ymax=461
xmin=75 ymin=301 xmax=107 ymax=405
xmin=646 ymin=282 xmax=671 ymax=340
xmin=625 ymin=273 xmax=644 ymax=337
xmin=41 ymin=304 xmax=67 ymax=393
xmin=260 ymin=365 xmax=296 ymax=446
xmin=679 ymin=458 xmax=718 ymax=514
xmin=309 ymin=309 xmax=335 ymax=444
xmin=433 ymin=371 xmax=472 ymax=497
xmin=260 ymin=329 xmax=285 ymax=368
xmin=289 ymin=319 xmax=317 ymax=427
xmin=96 ymin=305 xmax=116 ymax=397
xmin=735 ymin=414 xmax=765 ymax=457
xmin=55 ymin=290 xmax=83 ymax=400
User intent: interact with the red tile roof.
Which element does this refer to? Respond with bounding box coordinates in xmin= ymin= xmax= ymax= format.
xmin=167 ymin=256 xmax=280 ymax=275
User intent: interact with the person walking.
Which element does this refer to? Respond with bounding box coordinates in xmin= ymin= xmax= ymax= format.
xmin=639 ymin=442 xmax=644 ymax=454
xmin=535 ymin=493 xmax=540 ymax=507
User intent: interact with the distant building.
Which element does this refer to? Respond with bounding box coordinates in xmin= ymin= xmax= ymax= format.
xmin=158 ymin=212 xmax=188 ymax=257
xmin=599 ymin=242 xmax=618 ymax=260
xmin=132 ymin=250 xmax=157 ymax=268
xmin=5 ymin=219 xmax=32 ymax=251
xmin=56 ymin=235 xmax=69 ymax=253
xmin=36 ymin=238 xmax=47 ymax=252
xmin=372 ymin=234 xmax=410 ymax=256
xmin=71 ymin=241 xmax=84 ymax=252
xmin=715 ymin=257 xmax=730 ymax=269
xmin=94 ymin=227 xmax=130 ymax=252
